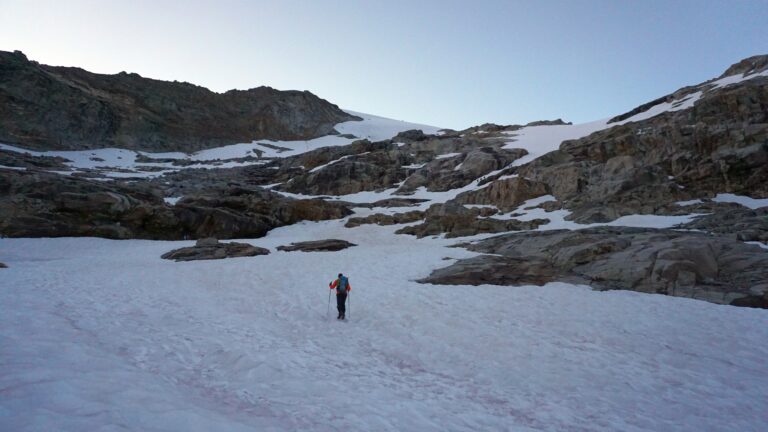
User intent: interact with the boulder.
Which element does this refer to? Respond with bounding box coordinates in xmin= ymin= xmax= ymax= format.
xmin=161 ymin=239 xmax=270 ymax=261
xmin=276 ymin=239 xmax=356 ymax=252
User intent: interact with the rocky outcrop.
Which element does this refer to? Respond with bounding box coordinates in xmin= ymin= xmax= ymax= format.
xmin=0 ymin=150 xmax=71 ymax=170
xmin=161 ymin=238 xmax=270 ymax=261
xmin=525 ymin=119 xmax=572 ymax=127
xmin=367 ymin=198 xmax=429 ymax=208
xmin=420 ymin=227 xmax=768 ymax=308
xmin=276 ymin=239 xmax=356 ymax=252
xmin=396 ymin=147 xmax=525 ymax=194
xmin=395 ymin=202 xmax=547 ymax=238
xmin=0 ymin=50 xmax=358 ymax=152
xmin=454 ymin=177 xmax=550 ymax=212
xmin=345 ymin=211 xmax=424 ymax=228
xmin=0 ymin=169 xmax=351 ymax=239
xmin=280 ymin=149 xmax=410 ymax=195
xmin=515 ymin=69 xmax=768 ymax=223
xmin=0 ymin=262 xmax=7 ymax=268
xmin=719 ymin=54 xmax=768 ymax=79
xmin=679 ymin=207 xmax=768 ymax=243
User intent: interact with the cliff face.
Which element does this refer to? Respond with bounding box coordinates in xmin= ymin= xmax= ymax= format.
xmin=0 ymin=50 xmax=359 ymax=152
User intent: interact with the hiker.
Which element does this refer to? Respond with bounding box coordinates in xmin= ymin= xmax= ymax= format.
xmin=329 ymin=273 xmax=351 ymax=320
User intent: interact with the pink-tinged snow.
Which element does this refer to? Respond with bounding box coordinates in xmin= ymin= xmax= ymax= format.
xmin=2 ymin=217 xmax=768 ymax=432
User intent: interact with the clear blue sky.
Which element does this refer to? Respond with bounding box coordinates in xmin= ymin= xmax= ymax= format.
xmin=1 ymin=0 xmax=766 ymax=129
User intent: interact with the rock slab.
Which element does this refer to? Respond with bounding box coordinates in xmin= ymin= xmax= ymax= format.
xmin=161 ymin=238 xmax=270 ymax=261
xmin=420 ymin=227 xmax=768 ymax=308
xmin=276 ymin=239 xmax=356 ymax=252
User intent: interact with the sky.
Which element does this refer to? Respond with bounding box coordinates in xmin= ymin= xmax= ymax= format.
xmin=1 ymin=0 xmax=766 ymax=129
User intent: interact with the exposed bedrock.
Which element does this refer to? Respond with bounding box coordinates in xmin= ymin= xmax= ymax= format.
xmin=420 ymin=226 xmax=768 ymax=308
xmin=395 ymin=202 xmax=547 ymax=238
xmin=0 ymin=169 xmax=351 ymax=239
xmin=508 ymin=70 xmax=768 ymax=223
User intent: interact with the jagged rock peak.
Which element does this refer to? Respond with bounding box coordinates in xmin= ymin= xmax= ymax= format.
xmin=720 ymin=54 xmax=768 ymax=78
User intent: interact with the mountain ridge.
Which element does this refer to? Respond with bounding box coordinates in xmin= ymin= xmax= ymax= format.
xmin=0 ymin=50 xmax=359 ymax=153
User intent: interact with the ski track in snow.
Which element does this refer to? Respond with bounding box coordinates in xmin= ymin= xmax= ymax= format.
xmin=2 ymin=217 xmax=768 ymax=431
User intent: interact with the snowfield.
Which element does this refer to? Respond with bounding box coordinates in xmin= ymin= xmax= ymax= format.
xmin=2 ymin=217 xmax=767 ymax=431
xmin=3 ymin=80 xmax=768 ymax=430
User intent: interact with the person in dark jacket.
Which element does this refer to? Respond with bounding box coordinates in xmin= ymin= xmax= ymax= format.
xmin=329 ymin=273 xmax=351 ymax=320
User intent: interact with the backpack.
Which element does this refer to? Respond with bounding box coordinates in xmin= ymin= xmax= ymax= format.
xmin=336 ymin=276 xmax=348 ymax=295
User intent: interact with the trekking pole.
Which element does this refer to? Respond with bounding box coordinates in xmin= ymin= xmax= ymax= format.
xmin=347 ymin=291 xmax=351 ymax=320
xmin=326 ymin=287 xmax=331 ymax=320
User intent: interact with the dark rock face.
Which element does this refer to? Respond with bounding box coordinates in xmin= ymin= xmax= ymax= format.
xmin=0 ymin=169 xmax=351 ymax=239
xmin=454 ymin=177 xmax=550 ymax=212
xmin=161 ymin=238 xmax=270 ymax=261
xmin=282 ymin=152 xmax=408 ymax=196
xmin=0 ymin=262 xmax=7 ymax=268
xmin=276 ymin=239 xmax=356 ymax=252
xmin=420 ymin=227 xmax=768 ymax=307
xmin=0 ymin=50 xmax=358 ymax=152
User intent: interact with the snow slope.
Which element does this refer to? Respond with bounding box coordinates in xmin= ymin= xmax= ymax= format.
xmin=2 ymin=216 xmax=767 ymax=432
xmin=0 ymin=110 xmax=441 ymax=178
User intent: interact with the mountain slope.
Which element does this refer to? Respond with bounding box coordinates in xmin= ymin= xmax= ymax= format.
xmin=0 ymin=50 xmax=358 ymax=152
